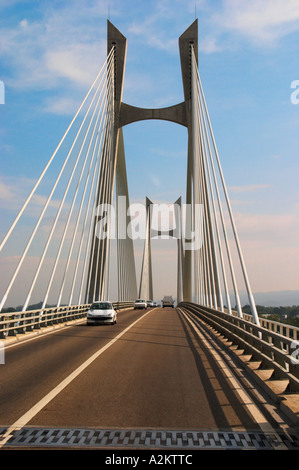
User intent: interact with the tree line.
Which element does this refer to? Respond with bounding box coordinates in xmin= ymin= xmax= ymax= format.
xmin=243 ymin=304 xmax=299 ymax=327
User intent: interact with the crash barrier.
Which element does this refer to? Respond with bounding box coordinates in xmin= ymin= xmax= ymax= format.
xmin=0 ymin=301 xmax=134 ymax=339
xmin=178 ymin=302 xmax=299 ymax=395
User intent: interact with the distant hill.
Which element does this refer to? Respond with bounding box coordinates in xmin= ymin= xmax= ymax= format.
xmin=2 ymin=291 xmax=298 ymax=313
xmin=250 ymin=290 xmax=299 ymax=307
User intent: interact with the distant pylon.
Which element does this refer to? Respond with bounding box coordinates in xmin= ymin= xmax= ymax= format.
xmin=174 ymin=197 xmax=184 ymax=304
xmin=139 ymin=197 xmax=153 ymax=301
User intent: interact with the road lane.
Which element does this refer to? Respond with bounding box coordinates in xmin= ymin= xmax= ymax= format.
xmin=24 ymin=308 xmax=259 ymax=430
xmin=0 ymin=307 xmax=148 ymax=425
xmin=1 ymin=306 xmax=295 ymax=450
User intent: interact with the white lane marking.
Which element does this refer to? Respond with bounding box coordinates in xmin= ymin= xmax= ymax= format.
xmin=0 ymin=309 xmax=152 ymax=448
xmin=178 ymin=308 xmax=288 ymax=450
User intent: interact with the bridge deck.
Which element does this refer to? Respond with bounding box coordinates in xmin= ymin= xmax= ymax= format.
xmin=0 ymin=307 xmax=298 ymax=449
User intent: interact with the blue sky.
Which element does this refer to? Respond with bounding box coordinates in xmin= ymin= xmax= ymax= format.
xmin=0 ymin=0 xmax=299 ymax=305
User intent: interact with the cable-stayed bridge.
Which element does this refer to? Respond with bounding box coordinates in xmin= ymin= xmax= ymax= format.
xmin=0 ymin=20 xmax=298 ymax=451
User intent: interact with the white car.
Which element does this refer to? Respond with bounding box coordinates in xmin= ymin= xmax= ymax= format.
xmin=87 ymin=301 xmax=117 ymax=325
xmin=134 ymin=299 xmax=147 ymax=309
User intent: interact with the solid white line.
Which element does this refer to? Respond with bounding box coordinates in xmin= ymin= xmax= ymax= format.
xmin=0 ymin=309 xmax=152 ymax=448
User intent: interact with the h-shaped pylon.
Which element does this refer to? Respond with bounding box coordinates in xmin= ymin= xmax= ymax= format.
xmin=87 ymin=19 xmax=215 ymax=304
xmin=138 ymin=196 xmax=184 ymax=304
xmin=138 ymin=197 xmax=153 ymax=301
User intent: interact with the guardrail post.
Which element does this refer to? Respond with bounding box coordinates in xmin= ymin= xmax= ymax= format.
xmin=33 ymin=310 xmax=42 ymax=330
xmin=15 ymin=312 xmax=26 ymax=335
xmin=0 ymin=315 xmax=8 ymax=339
xmin=0 ymin=340 xmax=4 ymax=364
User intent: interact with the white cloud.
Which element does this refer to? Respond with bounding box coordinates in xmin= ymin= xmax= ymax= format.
xmin=213 ymin=0 xmax=299 ymax=46
xmin=0 ymin=178 xmax=15 ymax=201
xmin=127 ymin=0 xmax=202 ymax=52
xmin=149 ymin=174 xmax=161 ymax=187
xmin=196 ymin=0 xmax=299 ymax=54
xmin=0 ymin=3 xmax=107 ymax=93
xmin=0 ymin=175 xmax=35 ymax=210
xmin=242 ymin=239 xmax=299 ymax=292
xmin=43 ymin=96 xmax=82 ymax=116
xmin=0 ymin=175 xmax=65 ymax=215
xmin=234 ymin=210 xmax=299 ymax=247
xmin=199 ymin=35 xmax=222 ymax=54
xmin=45 ymin=43 xmax=104 ymax=88
xmin=214 ymin=208 xmax=299 ymax=293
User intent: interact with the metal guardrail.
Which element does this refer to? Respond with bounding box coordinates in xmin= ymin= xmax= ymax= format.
xmin=229 ymin=310 xmax=299 ymax=341
xmin=0 ymin=301 xmax=134 ymax=339
xmin=258 ymin=316 xmax=299 ymax=341
xmin=178 ymin=302 xmax=299 ymax=394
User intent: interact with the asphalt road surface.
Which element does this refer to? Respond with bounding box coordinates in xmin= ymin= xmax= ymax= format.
xmin=0 ymin=307 xmax=297 ymax=449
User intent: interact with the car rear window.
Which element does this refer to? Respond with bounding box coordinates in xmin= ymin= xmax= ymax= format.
xmin=91 ymin=303 xmax=112 ymax=309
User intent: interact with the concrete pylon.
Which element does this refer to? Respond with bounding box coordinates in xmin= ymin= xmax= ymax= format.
xmin=86 ymin=21 xmax=127 ymax=303
xmin=174 ymin=197 xmax=184 ymax=304
xmin=116 ymin=128 xmax=138 ymax=301
xmin=179 ymin=20 xmax=198 ymax=302
xmin=87 ymin=19 xmax=202 ymax=304
xmin=139 ymin=197 xmax=153 ymax=301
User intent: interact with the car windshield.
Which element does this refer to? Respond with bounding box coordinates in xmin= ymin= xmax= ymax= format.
xmin=136 ymin=300 xmax=144 ymax=303
xmin=91 ymin=302 xmax=112 ymax=310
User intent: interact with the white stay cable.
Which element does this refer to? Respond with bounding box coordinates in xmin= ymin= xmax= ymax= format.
xmin=68 ymin=119 xmax=104 ymax=306
xmin=81 ymin=123 xmax=109 ymax=303
xmin=194 ymin=51 xmax=259 ymax=325
xmin=97 ymin=92 xmax=115 ymax=301
xmin=192 ymin=47 xmax=215 ymax=308
xmin=56 ymin=52 xmax=115 ymax=307
xmin=23 ymin=61 xmax=112 ymax=312
xmin=0 ymin=51 xmax=113 ymax=312
xmin=195 ymin=63 xmax=241 ymax=316
xmin=89 ymin=105 xmax=113 ymax=300
xmin=42 ymin=61 xmax=115 ymax=310
xmin=192 ymin=50 xmax=240 ymax=314
xmin=56 ymin=65 xmax=114 ymax=308
xmin=0 ymin=49 xmax=114 ymax=255
xmin=193 ymin=69 xmax=208 ymax=305
xmin=195 ymin=75 xmax=218 ymax=309
xmin=197 ymin=75 xmax=227 ymax=312
xmin=69 ymin=64 xmax=113 ymax=306
xmin=190 ymin=45 xmax=202 ymax=303
xmin=193 ymin=60 xmax=233 ymax=314
xmin=0 ymin=88 xmax=97 ymax=311
xmin=25 ymin=63 xmax=108 ymax=312
xmin=98 ymin=61 xmax=116 ymax=302
xmin=194 ymin=63 xmax=225 ymax=311
xmin=77 ymin=100 xmax=110 ymax=305
xmin=85 ymin=63 xmax=115 ymax=302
